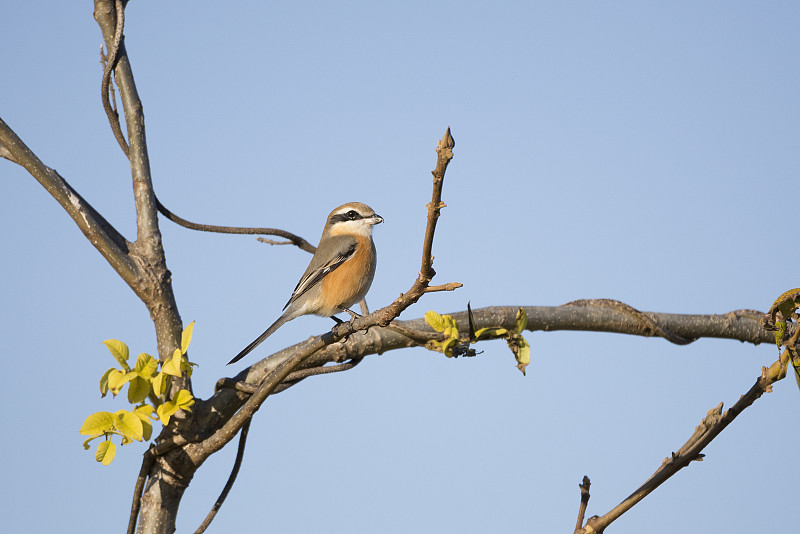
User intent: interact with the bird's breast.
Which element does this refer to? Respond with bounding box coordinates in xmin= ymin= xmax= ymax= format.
xmin=320 ymin=236 xmax=376 ymax=314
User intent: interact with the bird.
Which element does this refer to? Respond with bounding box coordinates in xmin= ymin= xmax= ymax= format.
xmin=228 ymin=202 xmax=383 ymax=365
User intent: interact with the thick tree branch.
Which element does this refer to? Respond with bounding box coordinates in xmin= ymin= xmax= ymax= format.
xmin=0 ymin=116 xmax=141 ymax=289
xmin=271 ymin=304 xmax=772 ymax=386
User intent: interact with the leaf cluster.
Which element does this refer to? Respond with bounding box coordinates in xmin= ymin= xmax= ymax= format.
xmin=424 ymin=307 xmax=531 ymax=374
xmin=79 ymin=322 xmax=197 ymax=465
xmin=763 ymin=289 xmax=800 ymax=389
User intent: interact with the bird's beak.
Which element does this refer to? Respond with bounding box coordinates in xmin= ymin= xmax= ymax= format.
xmin=368 ymin=214 xmax=384 ymax=225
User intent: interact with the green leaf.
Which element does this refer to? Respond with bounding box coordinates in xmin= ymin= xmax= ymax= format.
xmin=774 ymin=288 xmax=800 ymax=319
xmin=442 ymin=315 xmax=459 ymax=340
xmin=157 ymin=401 xmax=179 ymax=425
xmin=181 ymin=321 xmax=195 ymax=354
xmin=474 ymin=327 xmax=507 ymax=339
xmin=180 ymin=358 xmax=197 ymax=378
xmin=127 ymin=376 xmax=151 ymax=404
xmin=161 ymin=349 xmax=184 ymax=377
xmin=113 ymin=410 xmax=144 ymax=442
xmin=135 ymin=353 xmax=158 ymax=380
xmin=80 ymin=411 xmax=114 ymax=436
xmin=173 ymin=389 xmax=195 ymax=411
xmin=776 ymin=321 xmax=787 ymax=348
xmin=99 ymin=367 xmax=116 ymax=397
xmin=425 ymin=310 xmax=446 ymax=332
xmin=442 ymin=337 xmax=458 ymax=358
xmin=134 ymin=405 xmax=156 ymax=441
xmin=102 ymin=339 xmax=130 ymax=371
xmin=95 ymin=440 xmax=116 ymax=465
xmin=141 ymin=417 xmax=153 ymax=441
xmin=514 ymin=308 xmax=528 ymax=334
xmin=108 ymin=369 xmax=136 ymax=395
xmin=152 ymin=371 xmax=169 ymax=398
xmin=515 ymin=337 xmax=531 ymax=375
xmin=134 ymin=404 xmax=155 ymax=420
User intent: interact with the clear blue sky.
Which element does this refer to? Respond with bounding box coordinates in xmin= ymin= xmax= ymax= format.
xmin=2 ymin=2 xmax=798 ymax=533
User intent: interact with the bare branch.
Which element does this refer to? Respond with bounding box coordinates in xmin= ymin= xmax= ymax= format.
xmin=193 ymin=420 xmax=251 ymax=534
xmin=99 ymin=0 xmax=129 ymax=158
xmin=0 ymin=139 xmax=20 ymax=164
xmin=578 ymin=350 xmax=791 ymax=533
xmin=0 ymin=116 xmax=140 ymax=288
xmin=155 ymin=196 xmax=316 ymax=253
xmin=127 ymin=447 xmax=154 ymax=534
xmin=574 ymin=476 xmax=591 ymax=534
xmin=94 ymin=1 xmax=162 ymax=251
xmin=564 ymin=298 xmax=695 ymax=344
xmin=206 ymin=303 xmax=774 ymax=410
xmin=424 ymin=282 xmax=463 ymax=293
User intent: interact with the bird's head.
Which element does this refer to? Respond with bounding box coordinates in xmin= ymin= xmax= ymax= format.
xmin=325 ymin=202 xmax=383 ymax=237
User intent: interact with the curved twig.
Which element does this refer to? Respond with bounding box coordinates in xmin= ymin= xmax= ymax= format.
xmin=100 ymin=0 xmax=128 ymax=158
xmin=154 ymin=196 xmax=316 ymax=253
xmin=127 ymin=446 xmax=155 ymax=534
xmin=194 ymin=419 xmax=251 ymax=534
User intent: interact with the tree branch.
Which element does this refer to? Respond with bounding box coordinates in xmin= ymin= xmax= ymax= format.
xmin=574 ymin=476 xmax=591 ymax=534
xmin=0 ymin=116 xmax=141 ymax=290
xmin=94 ymin=0 xmax=184 ymax=366
xmin=99 ymin=0 xmax=129 ymax=157
xmin=577 ymin=349 xmax=791 ymax=533
xmin=193 ymin=419 xmax=251 ymax=534
xmin=155 ymin=196 xmax=316 ymax=253
xmin=207 ymin=303 xmax=773 ymax=407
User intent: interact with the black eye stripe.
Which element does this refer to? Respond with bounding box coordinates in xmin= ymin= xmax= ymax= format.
xmin=330 ymin=210 xmax=366 ymax=224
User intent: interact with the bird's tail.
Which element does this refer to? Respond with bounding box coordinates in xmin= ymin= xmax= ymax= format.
xmin=227 ymin=314 xmax=291 ymax=365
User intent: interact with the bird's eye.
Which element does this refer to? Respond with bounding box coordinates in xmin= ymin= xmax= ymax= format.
xmin=346 ymin=210 xmax=359 ymax=220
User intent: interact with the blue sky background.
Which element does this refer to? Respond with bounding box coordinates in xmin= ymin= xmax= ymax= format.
xmin=2 ymin=2 xmax=799 ymax=533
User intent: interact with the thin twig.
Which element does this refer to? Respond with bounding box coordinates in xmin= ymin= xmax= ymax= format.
xmin=97 ymin=1 xmax=318 ymax=255
xmin=127 ymin=446 xmax=155 ymax=534
xmin=386 ymin=321 xmax=444 ymax=343
xmin=100 ymin=0 xmax=129 ymax=158
xmin=154 ymin=196 xmax=316 ymax=253
xmin=216 ymin=359 xmax=366 ymax=395
xmin=574 ymin=476 xmax=591 ymax=534
xmin=424 ymin=282 xmax=463 ymax=293
xmin=256 ymin=237 xmax=296 ymax=246
xmin=194 ymin=419 xmax=251 ymax=534
xmin=275 ymin=357 xmax=365 ymax=391
xmin=578 ymin=350 xmax=791 ymax=533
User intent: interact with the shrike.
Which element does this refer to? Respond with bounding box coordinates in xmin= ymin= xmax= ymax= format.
xmin=228 ymin=202 xmax=382 ymax=365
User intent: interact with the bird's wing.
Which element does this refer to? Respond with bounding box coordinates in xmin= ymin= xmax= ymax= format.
xmin=283 ymin=236 xmax=357 ymax=310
